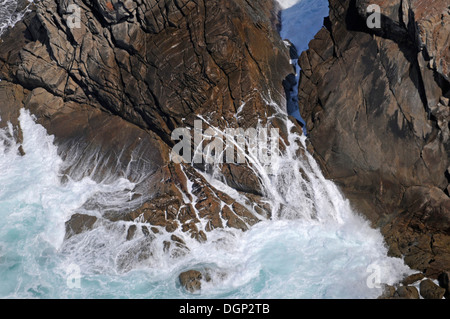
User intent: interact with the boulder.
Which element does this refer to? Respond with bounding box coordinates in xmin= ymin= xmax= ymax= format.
xmin=437 ymin=272 xmax=450 ymax=299
xmin=402 ymin=273 xmax=425 ymax=286
xmin=440 ymin=96 xmax=450 ymax=107
xmin=298 ymin=0 xmax=450 ymax=278
xmin=141 ymin=226 xmax=151 ymax=237
xmin=420 ymin=279 xmax=446 ymax=299
xmin=179 ymin=270 xmax=203 ymax=293
xmin=395 ymin=286 xmax=420 ymax=299
xmin=126 ymin=224 xmax=137 ymax=241
xmin=378 ymin=284 xmax=396 ymax=299
xmin=65 ymin=214 xmax=98 ymax=239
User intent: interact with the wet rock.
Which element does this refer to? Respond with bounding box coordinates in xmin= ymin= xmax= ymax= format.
xmin=440 ymin=96 xmax=450 ymax=107
xmin=16 ymin=0 xmax=32 ymax=12
xmin=126 ymin=224 xmax=137 ymax=241
xmin=65 ymin=214 xmax=97 ymax=239
xmin=299 ymin=0 xmax=450 ymax=277
xmin=141 ymin=226 xmax=150 ymax=237
xmin=121 ymin=163 xmax=262 ymax=239
xmin=0 ymin=0 xmax=293 ymax=252
xmin=179 ymin=270 xmax=203 ymax=293
xmin=438 ymin=272 xmax=450 ymax=299
xmin=378 ymin=285 xmax=396 ymax=299
xmin=222 ymin=205 xmax=249 ymax=231
xmin=171 ymin=235 xmax=186 ymax=246
xmin=117 ymin=234 xmax=155 ymax=272
xmin=402 ymin=273 xmax=425 ymax=286
xmin=221 ymin=164 xmax=264 ymax=196
xmin=420 ymin=279 xmax=446 ymax=299
xmin=395 ymin=286 xmax=420 ymax=299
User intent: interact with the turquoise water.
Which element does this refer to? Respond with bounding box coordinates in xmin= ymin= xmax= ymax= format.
xmin=0 ymin=0 xmax=413 ymax=299
xmin=0 ymin=0 xmax=31 ymax=37
xmin=0 ymin=110 xmax=412 ymax=299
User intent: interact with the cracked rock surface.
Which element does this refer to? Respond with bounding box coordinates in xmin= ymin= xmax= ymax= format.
xmin=299 ymin=0 xmax=450 ymax=277
xmin=0 ymin=0 xmax=295 ymax=255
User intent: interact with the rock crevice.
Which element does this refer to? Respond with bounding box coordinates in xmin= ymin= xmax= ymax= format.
xmin=0 ymin=0 xmax=295 ymax=263
xmin=299 ymin=0 xmax=450 ymax=277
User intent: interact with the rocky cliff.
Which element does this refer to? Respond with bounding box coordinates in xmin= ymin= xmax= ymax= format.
xmin=1 ymin=0 xmax=449 ymax=282
xmin=298 ymin=0 xmax=450 ymax=277
xmin=0 ymin=0 xmax=298 ymax=251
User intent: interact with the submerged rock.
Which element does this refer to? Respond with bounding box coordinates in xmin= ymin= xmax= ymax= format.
xmin=165 ymin=234 xmax=190 ymax=258
xmin=126 ymin=224 xmax=137 ymax=241
xmin=65 ymin=214 xmax=98 ymax=239
xmin=116 ymin=234 xmax=156 ymax=272
xmin=179 ymin=270 xmax=204 ymax=293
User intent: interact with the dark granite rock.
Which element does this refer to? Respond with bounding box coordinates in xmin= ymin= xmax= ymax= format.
xmin=179 ymin=269 xmax=203 ymax=293
xmin=395 ymin=286 xmax=420 ymax=299
xmin=0 ymin=0 xmax=295 ymax=257
xmin=402 ymin=273 xmax=425 ymax=286
xmin=298 ymin=0 xmax=450 ymax=278
xmin=65 ymin=213 xmax=98 ymax=239
xmin=438 ymin=272 xmax=450 ymax=299
xmin=420 ymin=279 xmax=446 ymax=299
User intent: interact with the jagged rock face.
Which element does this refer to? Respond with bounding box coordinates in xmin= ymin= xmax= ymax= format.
xmin=0 ymin=0 xmax=294 ymax=253
xmin=299 ymin=0 xmax=450 ymax=277
xmin=1 ymin=0 xmax=291 ymax=140
xmin=357 ymin=0 xmax=450 ymax=82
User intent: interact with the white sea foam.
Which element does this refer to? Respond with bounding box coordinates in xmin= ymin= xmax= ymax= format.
xmin=0 ymin=107 xmax=413 ymax=299
xmin=0 ymin=109 xmax=143 ymax=298
xmin=0 ymin=0 xmax=413 ymax=299
xmin=0 ymin=0 xmax=32 ymax=38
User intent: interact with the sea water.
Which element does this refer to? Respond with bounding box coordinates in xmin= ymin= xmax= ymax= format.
xmin=0 ymin=109 xmax=412 ymax=299
xmin=0 ymin=0 xmax=413 ymax=299
xmin=278 ymin=0 xmax=330 ymax=129
xmin=0 ymin=0 xmax=31 ymax=37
